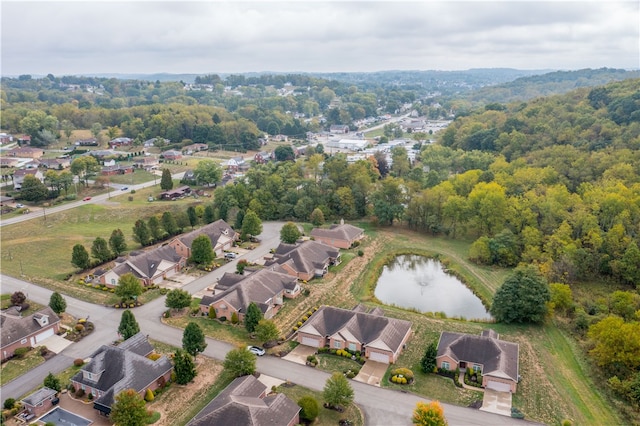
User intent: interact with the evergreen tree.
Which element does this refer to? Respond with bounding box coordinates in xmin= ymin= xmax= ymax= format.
xmin=109 ymin=229 xmax=128 ymax=255
xmin=490 ymin=266 xmax=550 ymax=324
xmin=190 ymin=235 xmax=214 ymax=265
xmin=160 ymin=168 xmax=173 ymax=191
xmin=173 ymin=349 xmax=197 ymax=385
xmin=91 ymin=236 xmax=112 ymax=263
xmin=182 ymin=322 xmax=207 ymax=358
xmin=187 ymin=206 xmax=198 ymax=229
xmin=118 ymin=309 xmax=140 ymax=340
xmin=132 ymin=219 xmax=152 ymax=246
xmin=280 ymin=222 xmax=301 ymax=244
xmin=244 ymin=302 xmax=263 ymax=333
xmin=298 ymin=396 xmax=320 ymax=423
xmin=43 ymin=372 xmax=61 ymax=392
xmin=71 ymin=244 xmax=90 ymax=270
xmin=161 ymin=211 xmax=179 ymax=236
xmin=48 ymin=292 xmax=67 ymax=314
xmin=203 ymin=204 xmax=215 ymax=224
xmin=110 ymin=389 xmax=147 ymax=426
xmin=420 ymin=341 xmax=438 ymax=373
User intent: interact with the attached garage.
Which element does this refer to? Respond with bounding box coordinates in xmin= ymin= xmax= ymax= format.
xmin=486 ymin=380 xmax=511 ymax=393
xmin=301 ymin=336 xmax=321 ymax=347
xmin=368 ymin=351 xmax=390 ymax=364
xmin=34 ymin=328 xmax=55 ymax=344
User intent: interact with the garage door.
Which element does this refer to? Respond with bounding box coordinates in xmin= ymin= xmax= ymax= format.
xmin=486 ymin=380 xmax=511 ymax=392
xmin=368 ymin=351 xmax=390 ymax=364
xmin=35 ymin=328 xmax=55 ymax=344
xmin=301 ymin=337 xmax=320 ymax=347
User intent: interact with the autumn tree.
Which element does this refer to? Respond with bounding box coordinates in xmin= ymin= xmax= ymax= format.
xmin=173 ymin=349 xmax=197 ymax=385
xmin=160 ymin=168 xmax=173 ymax=191
xmin=109 ymin=229 xmax=128 ymax=255
xmin=190 ymin=235 xmax=214 ymax=265
xmin=10 ymin=291 xmax=26 ymax=307
xmin=255 ymin=319 xmax=280 ymax=343
xmin=91 ymin=236 xmax=112 ymax=263
xmin=118 ymin=310 xmax=140 ymax=340
xmin=588 ymin=316 xmax=640 ymax=371
xmin=110 ymin=389 xmax=147 ymax=426
xmin=223 ymin=346 xmax=256 ymax=378
xmin=115 ymin=273 xmax=144 ymax=303
xmin=412 ymin=401 xmax=448 ymax=426
xmin=310 ymin=208 xmax=325 ymax=226
xmin=183 ymin=322 xmax=207 ymax=358
xmin=280 ymin=222 xmax=301 ymax=244
xmin=548 ymin=283 xmax=573 ymax=316
xmin=244 ymin=302 xmax=263 ymax=333
xmin=71 ymin=244 xmax=91 ymax=270
xmin=490 ymin=266 xmax=550 ymax=324
xmin=48 ymin=292 xmax=67 ymax=314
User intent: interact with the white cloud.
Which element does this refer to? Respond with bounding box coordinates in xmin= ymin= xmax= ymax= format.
xmin=1 ymin=1 xmax=638 ymax=76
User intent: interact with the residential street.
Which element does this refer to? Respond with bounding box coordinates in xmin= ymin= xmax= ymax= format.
xmin=0 ymin=221 xmax=531 ymax=425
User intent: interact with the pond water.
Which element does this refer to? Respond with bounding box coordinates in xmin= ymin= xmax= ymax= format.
xmin=374 ymin=255 xmax=492 ymax=320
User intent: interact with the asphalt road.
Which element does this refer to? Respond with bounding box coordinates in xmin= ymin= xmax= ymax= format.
xmin=0 ymin=221 xmax=531 ymax=425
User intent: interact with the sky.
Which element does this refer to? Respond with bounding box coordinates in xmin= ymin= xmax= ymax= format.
xmin=2 ymin=1 xmax=639 ymax=77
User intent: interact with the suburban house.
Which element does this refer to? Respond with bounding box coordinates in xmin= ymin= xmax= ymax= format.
xmin=20 ymin=387 xmax=59 ymax=419
xmin=38 ymin=157 xmax=71 ymax=170
xmin=297 ymin=304 xmax=413 ymax=364
xmin=1 ymin=306 xmax=61 ymax=361
xmin=13 ymin=168 xmax=45 ymax=190
xmin=169 ymin=219 xmax=238 ymax=259
xmin=0 ymin=133 xmax=14 ymax=144
xmin=309 ymin=222 xmax=365 ymax=249
xmin=162 ymin=150 xmax=183 ymax=160
xmin=187 ymin=375 xmax=300 ymax=426
xmin=133 ymin=156 xmax=160 ymax=171
xmin=265 ymin=240 xmax=340 ymax=281
xmin=109 ymin=137 xmax=133 ymax=148
xmin=70 ymin=333 xmax=173 ymax=416
xmin=101 ymin=164 xmax=134 ymax=176
xmin=159 ymin=185 xmax=191 ymax=200
xmin=8 ymin=147 xmax=45 ymax=159
xmin=226 ymin=156 xmax=249 ymax=173
xmin=253 ymin=151 xmax=272 ymax=164
xmin=98 ymin=245 xmax=187 ymax=287
xmin=0 ymin=157 xmax=20 ymax=168
xmin=329 ymin=124 xmax=350 ymax=134
xmin=182 ymin=143 xmax=209 ymax=155
xmin=74 ymin=138 xmax=98 ymax=146
xmin=199 ymin=268 xmax=301 ymax=321
xmin=436 ymin=329 xmax=520 ymax=393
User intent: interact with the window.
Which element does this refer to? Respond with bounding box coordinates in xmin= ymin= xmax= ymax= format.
xmin=21 ymin=338 xmax=27 ymax=344
xmin=111 ymin=279 xmax=116 ymax=285
xmin=349 ymin=343 xmax=357 ymax=351
xmin=441 ymin=361 xmax=450 ymax=370
xmin=473 ymin=364 xmax=482 ymax=373
xmin=333 ymin=341 xmax=342 ymax=349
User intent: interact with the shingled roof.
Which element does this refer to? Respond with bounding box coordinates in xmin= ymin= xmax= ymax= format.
xmin=299 ymin=305 xmax=412 ymax=354
xmin=269 ymin=240 xmax=339 ymax=275
xmin=309 ymin=223 xmax=363 ymax=242
xmin=187 ymin=375 xmax=300 ymax=426
xmin=1 ymin=306 xmax=60 ymax=348
xmin=110 ymin=245 xmax=184 ymax=281
xmin=436 ymin=330 xmax=519 ymax=382
xmin=71 ymin=333 xmax=172 ymax=413
xmin=174 ymin=219 xmax=237 ymax=249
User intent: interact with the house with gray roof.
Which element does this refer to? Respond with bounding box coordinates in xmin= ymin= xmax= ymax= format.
xmin=266 ymin=240 xmax=340 ymax=281
xmin=98 ymin=244 xmax=187 ymax=287
xmin=70 ymin=332 xmax=172 ymax=416
xmin=1 ymin=306 xmax=61 ymax=361
xmin=310 ymin=221 xmax=364 ymax=249
xmin=168 ymin=219 xmax=238 ymax=259
xmin=436 ymin=329 xmax=520 ymax=393
xmin=199 ymin=267 xmax=301 ymax=321
xmin=21 ymin=387 xmax=58 ymax=418
xmin=297 ymin=305 xmax=412 ymax=364
xmin=187 ymin=375 xmax=300 ymax=426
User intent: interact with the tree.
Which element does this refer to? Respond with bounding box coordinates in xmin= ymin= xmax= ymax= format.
xmin=10 ymin=291 xmax=26 ymax=307
xmin=165 ymin=289 xmax=192 ymax=310
xmin=490 ymin=266 xmax=550 ymax=324
xmin=183 ymin=322 xmax=207 ymax=358
xmin=109 ymin=229 xmax=128 ymax=256
xmin=115 ymin=273 xmax=144 ymax=303
xmin=194 ymin=160 xmax=222 ymax=187
xmin=91 ymin=236 xmax=112 ymax=263
xmin=48 ymin=292 xmax=67 ymax=314
xmin=160 ymin=168 xmax=173 ymax=191
xmin=147 ymin=215 xmax=164 ymax=242
xmin=132 ymin=219 xmax=152 ymax=246
xmin=187 ymin=206 xmax=198 ymax=229
xmin=588 ymin=316 xmax=640 ymax=370
xmin=412 ymin=401 xmax=448 ymax=426
xmin=310 ymin=208 xmax=325 ymax=226
xmin=70 ymin=156 xmax=100 ymax=187
xmin=274 ymin=145 xmax=295 ymax=161
xmin=323 ymin=372 xmax=354 ymax=408
xmin=190 ymin=234 xmax=214 ymax=265
xmin=203 ymin=204 xmax=215 ymax=223
xmin=549 ymin=283 xmax=573 ymax=316
xmin=223 ymin=346 xmax=256 ymax=378
xmin=420 ymin=341 xmax=438 ymax=373
xmin=71 ymin=244 xmax=90 ymax=270
xmin=173 ymin=349 xmax=197 ymax=385
xmin=255 ymin=319 xmax=280 ymax=343
xmin=20 ymin=174 xmax=49 ymax=202
xmin=110 ymin=388 xmax=147 ymax=426
xmin=280 ymin=222 xmax=301 ymax=244
xmin=118 ymin=309 xmax=140 ymax=340
xmin=161 ymin=211 xmax=179 ymax=236
xmin=43 ymin=372 xmax=61 ymax=392
xmin=244 ymin=302 xmax=263 ymax=333
xmin=241 ymin=209 xmax=262 ymax=240
xmin=298 ymin=396 xmax=320 ymax=422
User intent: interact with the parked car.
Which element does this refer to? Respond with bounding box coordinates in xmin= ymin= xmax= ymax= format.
xmin=83 ymin=197 xmax=92 ymax=201
xmin=247 ymin=346 xmax=265 ymax=356
xmin=15 ymin=203 xmax=24 ymax=208
xmin=121 ymin=186 xmax=129 ymax=191
xmin=224 ymin=252 xmax=237 ymax=260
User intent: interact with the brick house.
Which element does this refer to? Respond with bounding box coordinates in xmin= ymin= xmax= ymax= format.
xmin=265 ymin=240 xmax=340 ymax=281
xmin=1 ymin=306 xmax=61 ymax=361
xmin=162 ymin=150 xmax=183 ymax=160
xmin=187 ymin=375 xmax=300 ymax=426
xmin=21 ymin=387 xmax=59 ymax=418
xmin=13 ymin=168 xmax=44 ymax=190
xmin=8 ymin=147 xmax=44 ymax=159
xmin=70 ymin=333 xmax=173 ymax=416
xmin=309 ymin=222 xmax=364 ymax=249
xmin=168 ymin=219 xmax=238 ymax=258
xmin=436 ymin=329 xmax=520 ymax=393
xmin=297 ymin=304 xmax=413 ymax=364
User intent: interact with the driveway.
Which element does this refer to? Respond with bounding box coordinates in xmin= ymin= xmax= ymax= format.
xmin=58 ymin=391 xmax=111 ymax=426
xmin=354 ymin=360 xmax=388 ymax=387
xmin=282 ymin=344 xmax=316 ymax=365
xmin=40 ymin=334 xmax=73 ymax=354
xmin=480 ymin=388 xmax=512 ymax=417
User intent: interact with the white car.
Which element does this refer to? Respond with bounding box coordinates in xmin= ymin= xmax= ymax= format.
xmin=247 ymin=346 xmax=265 ymax=356
xmin=16 ymin=203 xmax=25 ymax=208
xmin=224 ymin=252 xmax=237 ymax=260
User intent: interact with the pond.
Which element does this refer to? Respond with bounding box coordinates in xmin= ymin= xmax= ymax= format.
xmin=374 ymin=255 xmax=492 ymax=320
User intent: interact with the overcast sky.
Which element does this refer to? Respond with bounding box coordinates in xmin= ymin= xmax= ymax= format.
xmin=2 ymin=1 xmax=638 ymax=76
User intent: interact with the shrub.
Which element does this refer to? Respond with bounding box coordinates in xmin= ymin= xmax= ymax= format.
xmin=74 ymin=358 xmax=84 ymax=366
xmin=40 ymin=347 xmax=49 ymax=356
xmin=231 ymin=312 xmax=239 ymax=324
xmin=75 ymin=388 xmax=85 ymax=398
xmin=75 ymin=324 xmax=85 ymax=332
xmin=3 ymin=399 xmax=15 ymax=410
xmin=511 ymin=407 xmax=525 ymax=419
xmin=208 ymin=306 xmax=216 ymax=319
xmin=147 ymin=353 xmax=161 ymax=361
xmin=298 ymin=396 xmax=320 ymax=422
xmin=302 ymin=316 xmax=308 ymax=321
xmin=13 ymin=347 xmax=29 ymax=358
xmin=390 ymin=368 xmax=414 ymax=381
xmin=87 ymin=393 xmax=93 ymax=400
xmin=297 ymin=321 xmax=303 ymax=327
xmin=164 ymin=309 xmax=171 ymax=318
xmin=358 ymin=250 xmax=364 ymax=257
xmin=145 ymin=388 xmax=154 ymax=402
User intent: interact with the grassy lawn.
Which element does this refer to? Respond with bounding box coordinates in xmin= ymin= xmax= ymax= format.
xmin=316 ymin=354 xmax=362 ymax=374
xmin=163 ymin=314 xmax=250 ymax=347
xmin=276 ymin=382 xmax=364 ymax=426
xmin=0 ymin=349 xmax=46 ymax=386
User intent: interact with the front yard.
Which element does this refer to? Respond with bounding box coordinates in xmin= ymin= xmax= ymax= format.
xmin=0 ymin=348 xmax=46 ymax=386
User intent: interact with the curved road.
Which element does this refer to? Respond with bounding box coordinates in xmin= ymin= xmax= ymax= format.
xmin=0 ymin=221 xmax=529 ymax=425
